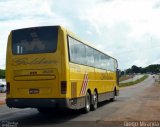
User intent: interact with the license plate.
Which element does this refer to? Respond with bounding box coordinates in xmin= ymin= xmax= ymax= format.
xmin=29 ymin=89 xmax=39 ymax=94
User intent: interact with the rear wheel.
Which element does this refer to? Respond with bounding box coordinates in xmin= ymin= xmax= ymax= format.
xmin=91 ymin=91 xmax=98 ymax=110
xmin=110 ymin=89 xmax=116 ymax=102
xmin=83 ymin=92 xmax=91 ymax=113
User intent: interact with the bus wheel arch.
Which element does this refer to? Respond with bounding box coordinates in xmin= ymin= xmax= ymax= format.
xmin=114 ymin=87 xmax=117 ymax=96
xmin=110 ymin=87 xmax=116 ymax=102
xmin=87 ymin=89 xmax=92 ymax=98
xmin=94 ymin=88 xmax=98 ymax=98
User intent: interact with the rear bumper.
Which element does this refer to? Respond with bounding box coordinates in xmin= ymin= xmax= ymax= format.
xmin=6 ymin=98 xmax=70 ymax=108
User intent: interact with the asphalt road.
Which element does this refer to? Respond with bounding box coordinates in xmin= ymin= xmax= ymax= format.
xmin=0 ymin=75 xmax=159 ymax=127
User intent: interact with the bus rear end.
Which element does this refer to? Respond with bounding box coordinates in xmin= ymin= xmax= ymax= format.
xmin=6 ymin=26 xmax=69 ymax=109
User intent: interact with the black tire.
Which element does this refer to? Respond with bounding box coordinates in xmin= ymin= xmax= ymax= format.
xmin=83 ymin=92 xmax=91 ymax=113
xmin=91 ymin=91 xmax=98 ymax=110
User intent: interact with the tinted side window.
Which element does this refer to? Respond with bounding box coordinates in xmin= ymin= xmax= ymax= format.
xmin=114 ymin=60 xmax=118 ymax=70
xmin=68 ymin=37 xmax=86 ymax=65
xmin=108 ymin=58 xmax=115 ymax=71
xmin=86 ymin=46 xmax=94 ymax=66
xmin=94 ymin=50 xmax=100 ymax=68
xmin=68 ymin=36 xmax=116 ymax=71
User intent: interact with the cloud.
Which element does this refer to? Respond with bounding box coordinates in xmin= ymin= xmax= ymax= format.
xmin=0 ymin=0 xmax=73 ymax=69
xmin=77 ymin=0 xmax=160 ymax=69
xmin=0 ymin=0 xmax=160 ymax=70
xmin=152 ymin=59 xmax=160 ymax=65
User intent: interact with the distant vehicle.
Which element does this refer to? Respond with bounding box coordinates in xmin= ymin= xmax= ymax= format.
xmin=0 ymin=83 xmax=6 ymax=93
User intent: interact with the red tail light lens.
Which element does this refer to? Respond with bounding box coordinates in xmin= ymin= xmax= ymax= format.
xmin=7 ymin=82 xmax=10 ymax=94
xmin=61 ymin=81 xmax=67 ymax=94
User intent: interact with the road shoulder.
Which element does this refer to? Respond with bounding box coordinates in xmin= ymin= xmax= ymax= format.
xmin=0 ymin=93 xmax=6 ymax=105
xmin=104 ymin=82 xmax=160 ymax=121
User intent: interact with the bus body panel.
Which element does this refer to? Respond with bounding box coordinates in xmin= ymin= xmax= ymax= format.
xmin=69 ymin=63 xmax=118 ymax=98
xmin=6 ymin=26 xmax=67 ymax=99
xmin=6 ymin=25 xmax=119 ymax=109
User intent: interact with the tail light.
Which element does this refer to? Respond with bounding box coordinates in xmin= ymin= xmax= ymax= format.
xmin=61 ymin=81 xmax=67 ymax=94
xmin=6 ymin=82 xmax=10 ymax=94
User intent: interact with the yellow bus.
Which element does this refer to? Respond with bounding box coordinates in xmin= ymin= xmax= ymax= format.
xmin=6 ymin=26 xmax=119 ymax=113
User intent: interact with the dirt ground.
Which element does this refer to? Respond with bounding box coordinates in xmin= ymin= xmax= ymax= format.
xmin=104 ymin=81 xmax=160 ymax=121
xmin=0 ymin=93 xmax=5 ymax=105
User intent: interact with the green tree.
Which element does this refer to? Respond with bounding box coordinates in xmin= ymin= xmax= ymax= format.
xmin=146 ymin=64 xmax=160 ymax=73
xmin=0 ymin=69 xmax=5 ymax=79
xmin=131 ymin=65 xmax=140 ymax=73
xmin=124 ymin=64 xmax=160 ymax=74
xmin=126 ymin=68 xmax=133 ymax=74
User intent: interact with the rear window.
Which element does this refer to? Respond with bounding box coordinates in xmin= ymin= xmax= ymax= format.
xmin=12 ymin=26 xmax=58 ymax=55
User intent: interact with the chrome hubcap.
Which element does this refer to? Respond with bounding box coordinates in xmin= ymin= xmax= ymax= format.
xmin=86 ymin=94 xmax=90 ymax=110
xmin=93 ymin=94 xmax=97 ymax=107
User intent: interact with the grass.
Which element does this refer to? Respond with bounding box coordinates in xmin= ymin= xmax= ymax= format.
xmin=119 ymin=75 xmax=149 ymax=87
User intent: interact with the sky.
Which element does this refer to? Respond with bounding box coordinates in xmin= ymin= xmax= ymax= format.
xmin=0 ymin=0 xmax=160 ymax=70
